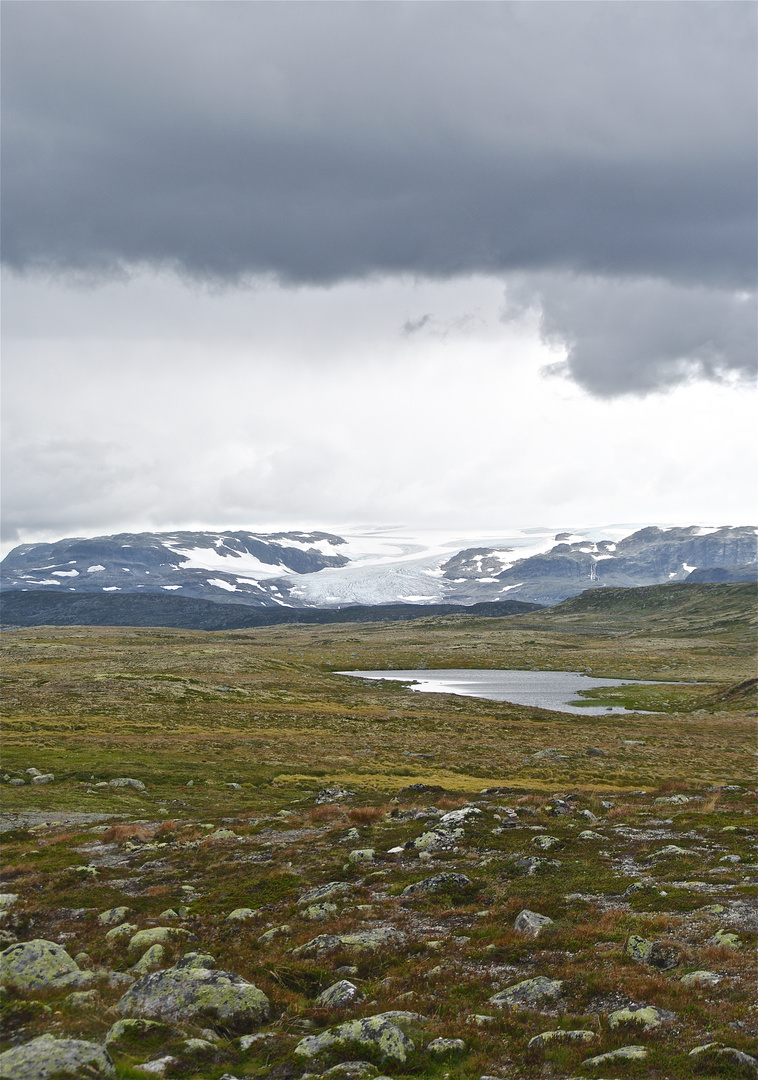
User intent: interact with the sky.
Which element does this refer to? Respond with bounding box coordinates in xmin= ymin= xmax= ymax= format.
xmin=2 ymin=1 xmax=756 ymax=552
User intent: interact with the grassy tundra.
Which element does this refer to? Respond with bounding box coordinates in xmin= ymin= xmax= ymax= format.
xmin=0 ymin=582 xmax=756 ymax=1078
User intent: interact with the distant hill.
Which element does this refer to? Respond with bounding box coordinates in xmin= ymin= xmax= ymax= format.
xmin=0 ymin=592 xmax=541 ymax=631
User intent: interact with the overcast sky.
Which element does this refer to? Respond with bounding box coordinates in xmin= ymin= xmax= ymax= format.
xmin=2 ymin=1 xmax=756 ymax=550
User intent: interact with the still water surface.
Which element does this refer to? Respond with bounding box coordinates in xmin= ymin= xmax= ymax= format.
xmin=338 ymin=668 xmax=652 ymax=715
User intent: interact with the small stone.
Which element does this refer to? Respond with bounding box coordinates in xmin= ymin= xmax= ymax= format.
xmin=105 ymin=1018 xmax=169 ymax=1047
xmin=207 ymin=828 xmax=236 ymax=840
xmin=646 ymin=844 xmax=690 ymax=859
xmin=238 ymin=1032 xmax=277 ymax=1050
xmin=31 ymin=773 xmax=54 ymax=785
xmin=293 ymin=927 xmax=405 ymax=955
xmin=181 ymin=1038 xmax=216 ymax=1055
xmin=427 ymin=1037 xmax=465 ymax=1053
xmin=625 ymin=934 xmax=653 ymax=962
xmin=65 ymin=989 xmax=99 ymax=1009
xmin=577 ymin=829 xmax=604 ymax=840
xmin=531 ymin=834 xmax=561 ymax=850
xmin=298 ymin=882 xmax=352 ymax=907
xmin=513 ymin=909 xmax=553 ymax=937
xmin=8 ymin=779 xmax=24 ymax=786
xmin=135 ymin=1057 xmax=178 ymax=1075
xmin=316 ymin=979 xmax=364 ymax=1008
xmin=586 ymin=748 xmax=605 ymax=757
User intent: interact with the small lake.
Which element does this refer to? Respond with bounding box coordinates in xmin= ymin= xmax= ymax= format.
xmin=337 ymin=668 xmax=654 ymax=715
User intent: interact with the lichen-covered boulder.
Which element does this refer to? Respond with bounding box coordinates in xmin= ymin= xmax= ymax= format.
xmin=297 ymin=881 xmax=352 ymax=907
xmin=294 ymin=1012 xmax=420 ymax=1063
xmin=306 ymin=902 xmax=338 ymax=920
xmin=427 ymin=1037 xmax=466 ymax=1054
xmin=680 ymin=970 xmax=720 ymax=988
xmin=527 ymin=1029 xmax=596 ymax=1051
xmin=129 ymin=927 xmax=194 ymax=952
xmin=130 ymin=943 xmax=166 ymax=975
xmin=0 ymin=939 xmax=94 ymax=990
xmin=316 ymin=979 xmax=364 ymax=1008
xmin=0 ymin=1034 xmax=115 ymax=1079
xmin=531 ymin=834 xmax=561 ymax=851
xmin=583 ymin=1045 xmax=647 ymax=1066
xmin=490 ymin=976 xmax=563 ymax=1010
xmin=116 ymin=964 xmax=270 ymax=1032
xmin=175 ymin=951 xmax=216 ymax=970
xmin=401 ymin=873 xmax=472 ymax=898
xmin=607 ymin=1005 xmax=671 ymax=1031
xmin=514 ymin=910 xmax=553 ymax=937
xmin=105 ymin=1018 xmax=170 ymax=1048
xmin=225 ymin=908 xmax=257 ymax=922
xmin=98 ymin=906 xmax=131 ymax=926
xmin=293 ymin=927 xmax=405 ymax=955
xmin=689 ymin=1043 xmax=758 ymax=1076
xmin=707 ymin=928 xmax=741 ymax=949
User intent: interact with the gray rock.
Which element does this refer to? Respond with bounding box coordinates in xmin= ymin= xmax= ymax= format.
xmin=401 ymin=873 xmax=472 ymax=898
xmin=306 ymin=902 xmax=338 ymax=920
xmin=707 ymin=928 xmax=742 ymax=949
xmin=532 ymin=834 xmax=562 ymax=850
xmin=514 ymin=909 xmax=553 ymax=937
xmin=0 ymin=939 xmax=94 ymax=990
xmin=225 ymin=908 xmax=257 ymax=922
xmin=513 ymin=856 xmax=562 ymax=875
xmin=293 ymin=927 xmax=406 ymax=955
xmin=134 ymin=1056 xmax=177 ymax=1074
xmin=8 ymin=779 xmax=24 ymax=786
xmin=258 ymin=924 xmax=291 ymax=943
xmin=64 ymin=989 xmax=99 ymax=1009
xmin=109 ymin=777 xmax=146 ymax=791
xmin=297 ymin=881 xmax=352 ymax=906
xmin=348 ymin=848 xmax=376 ymax=864
xmin=316 ymin=979 xmax=364 ymax=1008
xmin=490 ymin=976 xmax=563 ymax=1009
xmin=105 ymin=922 xmax=138 ymax=942
xmin=294 ymin=1012 xmax=420 ymax=1064
xmin=577 ymin=829 xmax=604 ymax=840
xmin=116 ymin=964 xmax=270 ymax=1032
xmin=0 ymin=1034 xmax=115 ymax=1079
xmin=31 ymin=774 xmax=54 ymax=785
xmin=689 ymin=1044 xmax=758 ymax=1075
xmin=321 ymin=1063 xmax=377 ymax=1080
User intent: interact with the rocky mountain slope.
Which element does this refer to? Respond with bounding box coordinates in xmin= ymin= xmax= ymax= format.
xmin=1 ymin=524 xmax=755 ymax=610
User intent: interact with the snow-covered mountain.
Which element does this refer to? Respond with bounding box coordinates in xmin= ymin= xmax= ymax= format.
xmin=1 ymin=524 xmax=755 ymax=608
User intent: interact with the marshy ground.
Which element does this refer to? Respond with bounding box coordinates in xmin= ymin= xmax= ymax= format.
xmin=1 ymin=583 xmax=756 ymax=1078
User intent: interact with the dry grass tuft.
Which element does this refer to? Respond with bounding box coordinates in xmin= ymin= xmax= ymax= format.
xmin=309 ymin=804 xmax=346 ymax=824
xmin=101 ymin=823 xmax=153 ymax=844
xmin=347 ymin=805 xmax=387 ymax=825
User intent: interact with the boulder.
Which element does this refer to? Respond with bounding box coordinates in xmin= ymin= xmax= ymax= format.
xmin=105 ymin=923 xmax=138 ymax=942
xmin=689 ymin=1043 xmax=758 ymax=1076
xmin=129 ymin=927 xmax=194 ymax=952
xmin=680 ymin=970 xmax=720 ymax=988
xmin=109 ymin=778 xmax=146 ymax=791
xmin=0 ymin=1034 xmax=114 ymax=1079
xmin=427 ymin=1037 xmax=466 ymax=1053
xmin=348 ymin=848 xmax=376 ymax=864
xmin=531 ymin=834 xmax=561 ymax=851
xmin=175 ymin=951 xmax=216 ymax=970
xmin=489 ymin=976 xmax=563 ymax=1009
xmin=527 ymin=1029 xmax=595 ymax=1051
xmin=297 ymin=881 xmax=352 ymax=907
xmin=258 ymin=924 xmax=291 ymax=943
xmin=513 ymin=910 xmax=553 ymax=937
xmin=316 ymin=979 xmax=364 ymax=1008
xmin=225 ymin=908 xmax=257 ymax=922
xmin=401 ymin=873 xmax=472 ymax=898
xmin=707 ymin=928 xmax=741 ymax=949
xmin=306 ymin=902 xmax=338 ymax=920
xmin=293 ymin=927 xmax=405 ymax=955
xmin=607 ymin=1005 xmax=671 ymax=1031
xmin=131 ymin=944 xmax=166 ymax=975
xmin=0 ymin=939 xmax=94 ymax=990
xmin=294 ymin=1012 xmax=420 ymax=1064
xmin=583 ymin=1045 xmax=647 ymax=1066
xmin=116 ymin=964 xmax=270 ymax=1032
xmin=105 ymin=1018 xmax=170 ymax=1048
xmin=98 ymin=906 xmax=131 ymax=926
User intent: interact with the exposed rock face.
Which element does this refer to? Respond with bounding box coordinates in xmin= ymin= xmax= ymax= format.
xmin=294 ymin=1012 xmax=420 ymax=1063
xmin=116 ymin=964 xmax=270 ymax=1031
xmin=489 ymin=976 xmax=563 ymax=1009
xmin=0 ymin=939 xmax=94 ymax=990
xmin=0 ymin=1034 xmax=115 ymax=1079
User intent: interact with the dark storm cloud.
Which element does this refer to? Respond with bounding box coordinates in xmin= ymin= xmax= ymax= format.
xmin=2 ymin=1 xmax=756 ymax=393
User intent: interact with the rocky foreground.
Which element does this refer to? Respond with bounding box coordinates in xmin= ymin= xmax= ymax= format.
xmin=1 ymin=781 xmax=756 ymax=1079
